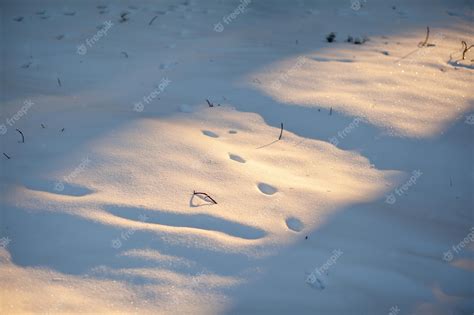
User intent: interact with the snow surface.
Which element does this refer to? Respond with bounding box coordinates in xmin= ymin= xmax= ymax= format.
xmin=1 ymin=0 xmax=473 ymax=314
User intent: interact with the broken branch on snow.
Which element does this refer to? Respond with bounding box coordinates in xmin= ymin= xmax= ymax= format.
xmin=193 ymin=191 xmax=218 ymax=204
xmin=461 ymin=41 xmax=474 ymax=61
xmin=16 ymin=128 xmax=25 ymax=143
xmin=148 ymin=16 xmax=158 ymax=26
xmin=418 ymin=26 xmax=431 ymax=48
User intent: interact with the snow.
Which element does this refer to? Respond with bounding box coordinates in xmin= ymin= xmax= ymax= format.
xmin=179 ymin=104 xmax=194 ymax=113
xmin=1 ymin=0 xmax=473 ymax=314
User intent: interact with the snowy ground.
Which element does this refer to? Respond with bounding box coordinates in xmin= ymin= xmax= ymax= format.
xmin=1 ymin=0 xmax=473 ymax=314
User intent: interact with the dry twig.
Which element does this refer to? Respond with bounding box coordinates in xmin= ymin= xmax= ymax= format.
xmin=193 ymin=191 xmax=218 ymax=204
xmin=418 ymin=26 xmax=431 ymax=47
xmin=206 ymin=99 xmax=214 ymax=107
xmin=461 ymin=41 xmax=474 ymax=60
xmin=16 ymin=129 xmax=24 ymax=143
xmin=148 ymin=16 xmax=158 ymax=26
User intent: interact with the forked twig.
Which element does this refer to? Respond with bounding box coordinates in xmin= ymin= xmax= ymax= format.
xmin=16 ymin=128 xmax=24 ymax=143
xmin=193 ymin=191 xmax=218 ymax=204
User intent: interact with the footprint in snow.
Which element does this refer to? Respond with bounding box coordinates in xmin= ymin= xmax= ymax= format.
xmin=202 ymin=130 xmax=219 ymax=138
xmin=229 ymin=153 xmax=246 ymax=163
xmin=286 ymin=217 xmax=304 ymax=232
xmin=257 ymin=183 xmax=277 ymax=195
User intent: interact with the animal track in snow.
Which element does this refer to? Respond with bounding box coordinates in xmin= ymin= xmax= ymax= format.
xmin=202 ymin=130 xmax=219 ymax=138
xmin=229 ymin=153 xmax=246 ymax=163
xmin=257 ymin=183 xmax=277 ymax=195
xmin=285 ymin=217 xmax=304 ymax=232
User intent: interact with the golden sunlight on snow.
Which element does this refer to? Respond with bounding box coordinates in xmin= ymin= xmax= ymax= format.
xmin=250 ymin=26 xmax=474 ymax=138
xmin=1 ymin=1 xmax=472 ymax=313
xmin=3 ymin=108 xmax=396 ymax=313
xmin=0 ymin=249 xmax=230 ymax=314
xmin=8 ymin=108 xmax=395 ymax=251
